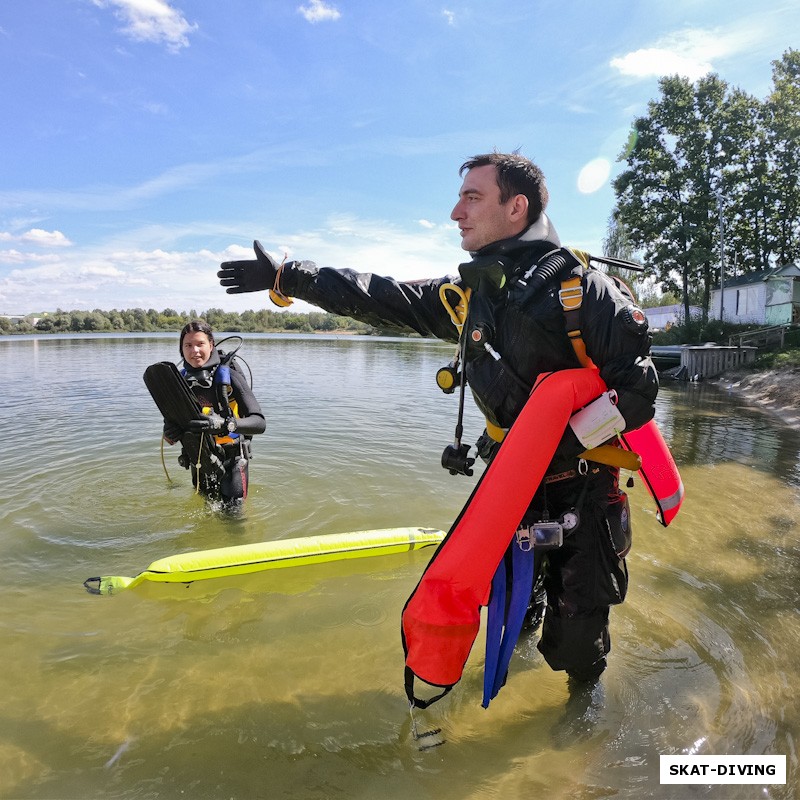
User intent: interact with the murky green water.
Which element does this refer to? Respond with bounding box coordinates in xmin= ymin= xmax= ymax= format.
xmin=1 ymin=334 xmax=798 ymax=799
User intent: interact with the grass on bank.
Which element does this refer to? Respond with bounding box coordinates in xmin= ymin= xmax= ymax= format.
xmin=750 ymin=347 xmax=800 ymax=369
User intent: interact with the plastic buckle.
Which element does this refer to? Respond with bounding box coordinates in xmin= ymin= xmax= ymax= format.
xmin=515 ymin=526 xmax=534 ymax=552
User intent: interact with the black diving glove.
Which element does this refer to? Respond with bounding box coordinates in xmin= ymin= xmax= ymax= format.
xmin=217 ymin=240 xmax=280 ymax=294
xmin=187 ymin=413 xmax=227 ymax=434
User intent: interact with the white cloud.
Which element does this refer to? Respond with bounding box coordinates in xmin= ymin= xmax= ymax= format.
xmin=0 ymin=249 xmax=60 ymax=265
xmin=298 ymin=0 xmax=341 ymax=24
xmin=442 ymin=9 xmax=456 ymax=26
xmin=610 ymin=25 xmax=764 ymax=81
xmin=222 ymin=244 xmax=257 ymax=261
xmin=93 ymin=0 xmax=197 ymax=52
xmin=24 ymin=229 xmax=73 ymax=247
xmin=0 ymin=229 xmax=73 ymax=247
xmin=263 ymin=214 xmax=459 ymax=284
xmin=0 ymin=244 xmax=223 ymax=312
xmin=0 ymin=214 xmax=464 ymax=314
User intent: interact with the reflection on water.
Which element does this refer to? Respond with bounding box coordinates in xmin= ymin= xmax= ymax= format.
xmin=0 ymin=335 xmax=798 ymax=799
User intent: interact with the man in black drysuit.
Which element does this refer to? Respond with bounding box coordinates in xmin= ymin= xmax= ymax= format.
xmin=217 ymin=152 xmax=658 ymax=683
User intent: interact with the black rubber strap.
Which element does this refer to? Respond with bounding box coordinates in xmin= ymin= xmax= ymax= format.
xmin=404 ymin=666 xmax=453 ymax=709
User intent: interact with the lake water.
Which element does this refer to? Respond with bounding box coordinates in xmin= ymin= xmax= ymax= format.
xmin=1 ymin=333 xmax=798 ymax=799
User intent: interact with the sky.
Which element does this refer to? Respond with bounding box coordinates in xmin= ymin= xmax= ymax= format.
xmin=1 ymin=0 xmax=798 ymax=316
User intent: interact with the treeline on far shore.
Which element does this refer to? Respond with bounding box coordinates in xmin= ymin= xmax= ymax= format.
xmin=0 ymin=307 xmax=393 ymax=336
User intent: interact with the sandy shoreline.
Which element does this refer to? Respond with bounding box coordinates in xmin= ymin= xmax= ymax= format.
xmin=710 ymin=366 xmax=800 ymax=430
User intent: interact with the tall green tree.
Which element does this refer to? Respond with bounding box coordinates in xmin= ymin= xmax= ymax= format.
xmin=766 ymin=49 xmax=800 ymax=264
xmin=614 ymin=74 xmax=729 ymax=320
xmin=718 ymin=86 xmax=772 ymax=273
xmin=614 ymin=51 xmax=800 ymax=319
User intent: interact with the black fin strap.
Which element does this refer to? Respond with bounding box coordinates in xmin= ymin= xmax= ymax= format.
xmin=404 ymin=666 xmax=452 ymax=709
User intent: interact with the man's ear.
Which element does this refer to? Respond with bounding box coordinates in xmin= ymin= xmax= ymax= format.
xmin=509 ymin=193 xmax=529 ymax=224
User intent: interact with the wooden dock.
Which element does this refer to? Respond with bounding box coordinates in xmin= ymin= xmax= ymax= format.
xmin=679 ymin=345 xmax=757 ymax=378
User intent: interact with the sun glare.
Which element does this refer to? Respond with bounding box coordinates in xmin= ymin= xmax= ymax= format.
xmin=577 ymin=158 xmax=612 ymax=194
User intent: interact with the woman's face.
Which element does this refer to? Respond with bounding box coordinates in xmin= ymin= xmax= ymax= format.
xmin=181 ymin=331 xmax=213 ymax=368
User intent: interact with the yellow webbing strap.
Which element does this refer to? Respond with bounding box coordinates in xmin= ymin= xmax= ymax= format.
xmin=579 ymin=444 xmax=641 ymax=471
xmin=559 ymin=272 xmax=595 ymax=370
xmin=560 ymin=248 xmax=594 ymax=369
xmin=564 ymin=249 xmax=642 ymax=469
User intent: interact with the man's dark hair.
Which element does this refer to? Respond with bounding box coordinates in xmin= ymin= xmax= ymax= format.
xmin=459 ymin=152 xmax=549 ymax=225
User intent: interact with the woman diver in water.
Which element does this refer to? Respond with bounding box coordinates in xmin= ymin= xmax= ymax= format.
xmin=162 ymin=320 xmax=266 ymax=506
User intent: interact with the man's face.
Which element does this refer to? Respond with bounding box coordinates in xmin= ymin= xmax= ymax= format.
xmin=450 ymin=164 xmax=527 ymax=252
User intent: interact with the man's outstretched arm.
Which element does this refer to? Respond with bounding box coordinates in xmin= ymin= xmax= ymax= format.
xmin=218 ymin=241 xmax=460 ymax=342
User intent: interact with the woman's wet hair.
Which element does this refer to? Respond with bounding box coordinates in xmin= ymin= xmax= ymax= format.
xmin=179 ymin=320 xmax=215 ymax=354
